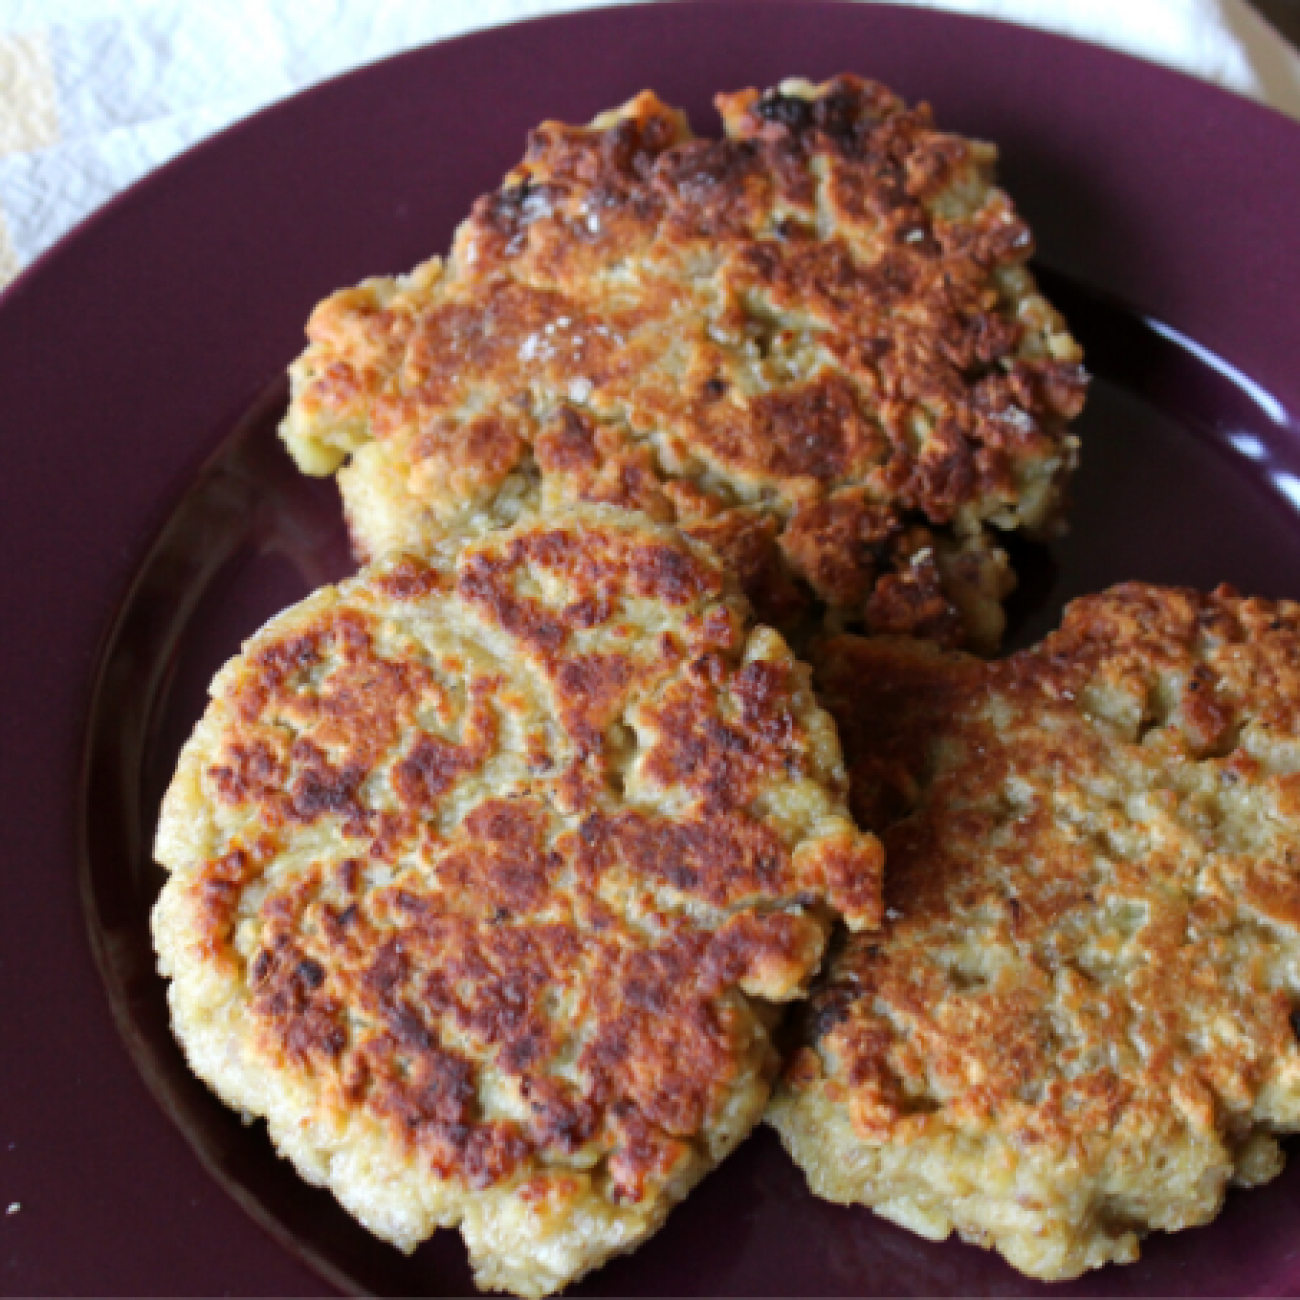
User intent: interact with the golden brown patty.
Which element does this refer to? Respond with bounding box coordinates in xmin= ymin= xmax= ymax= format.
xmin=152 ymin=507 xmax=882 ymax=1298
xmin=769 ymin=584 xmax=1300 ymax=1280
xmin=280 ymin=75 xmax=1085 ymax=652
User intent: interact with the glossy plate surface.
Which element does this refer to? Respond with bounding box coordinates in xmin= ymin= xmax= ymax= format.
xmin=3 ymin=2 xmax=1300 ymax=1294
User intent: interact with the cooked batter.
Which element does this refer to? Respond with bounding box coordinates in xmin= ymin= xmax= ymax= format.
xmin=281 ymin=76 xmax=1085 ymax=651
xmin=771 ymin=583 xmax=1300 ymax=1279
xmin=153 ymin=508 xmax=882 ymax=1297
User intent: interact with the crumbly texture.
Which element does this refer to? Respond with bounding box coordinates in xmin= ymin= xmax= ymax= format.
xmin=280 ymin=75 xmax=1085 ymax=653
xmin=769 ymin=584 xmax=1300 ymax=1280
xmin=153 ymin=508 xmax=882 ymax=1298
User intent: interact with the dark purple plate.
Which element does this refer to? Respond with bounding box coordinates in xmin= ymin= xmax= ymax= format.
xmin=4 ymin=2 xmax=1300 ymax=1294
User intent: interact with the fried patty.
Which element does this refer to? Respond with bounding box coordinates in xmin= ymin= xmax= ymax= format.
xmin=280 ymin=75 xmax=1085 ymax=652
xmin=769 ymin=584 xmax=1300 ymax=1280
xmin=152 ymin=507 xmax=882 ymax=1298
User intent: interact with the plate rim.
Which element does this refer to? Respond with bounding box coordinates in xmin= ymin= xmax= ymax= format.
xmin=1 ymin=2 xmax=1299 ymax=1294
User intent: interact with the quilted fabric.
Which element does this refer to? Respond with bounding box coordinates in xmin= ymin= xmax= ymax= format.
xmin=0 ymin=0 xmax=1297 ymax=287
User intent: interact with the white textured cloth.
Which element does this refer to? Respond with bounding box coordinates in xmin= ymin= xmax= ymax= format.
xmin=1 ymin=0 xmax=1298 ymax=286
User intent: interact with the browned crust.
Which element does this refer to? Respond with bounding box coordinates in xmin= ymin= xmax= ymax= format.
xmin=778 ymin=583 xmax=1300 ymax=1276
xmin=158 ymin=510 xmax=881 ymax=1240
xmin=284 ymin=76 xmax=1084 ymax=651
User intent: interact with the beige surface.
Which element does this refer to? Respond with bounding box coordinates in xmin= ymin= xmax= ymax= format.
xmin=0 ymin=31 xmax=59 ymax=160
xmin=0 ymin=213 xmax=20 ymax=286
